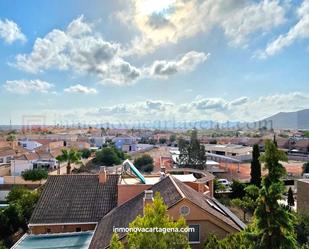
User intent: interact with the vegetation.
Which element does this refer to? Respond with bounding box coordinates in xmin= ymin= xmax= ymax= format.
xmin=126 ymin=192 xmax=190 ymax=249
xmin=251 ymin=140 xmax=297 ymax=249
xmin=21 ymin=168 xmax=48 ymax=182
xmin=250 ymin=144 xmax=261 ymax=187
xmin=6 ymin=134 xmax=16 ymax=142
xmin=302 ymin=162 xmax=309 ymax=174
xmin=95 ymin=146 xmax=126 ymax=166
xmin=159 ymin=138 xmax=167 ymax=144
xmin=133 ymin=154 xmax=154 ymax=173
xmin=169 ymin=134 xmax=176 ymax=143
xmin=231 ymin=185 xmax=259 ymax=222
xmin=230 ymin=180 xmax=246 ymax=199
xmin=109 ymin=233 xmax=124 ymax=249
xmin=205 ymin=140 xmax=299 ymax=249
xmin=0 ymin=187 xmax=40 ymax=248
xmin=204 ymin=232 xmax=250 ymax=249
xmin=287 ymin=187 xmax=295 ymax=208
xmin=295 ymin=214 xmax=309 ymax=246
xmin=303 ymin=131 xmax=309 ymax=138
xmin=178 ymin=130 xmax=206 ymax=170
xmin=56 ymin=149 xmax=82 ymax=174
xmin=80 ymin=148 xmax=91 ymax=159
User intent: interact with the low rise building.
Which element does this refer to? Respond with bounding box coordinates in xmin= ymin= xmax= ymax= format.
xmin=204 ymin=144 xmax=252 ymax=161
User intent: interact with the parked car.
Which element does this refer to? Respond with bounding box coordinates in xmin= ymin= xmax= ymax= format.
xmin=217 ymin=178 xmax=231 ymax=187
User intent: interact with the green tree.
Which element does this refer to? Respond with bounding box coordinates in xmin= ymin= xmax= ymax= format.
xmin=159 ymin=138 xmax=167 ymax=144
xmin=230 ymin=180 xmax=246 ymax=199
xmin=302 ymin=162 xmax=309 ymax=174
xmin=110 ymin=233 xmax=124 ymax=249
xmin=250 ymin=144 xmax=261 ymax=187
xmin=21 ymin=168 xmax=48 ymax=182
xmin=204 ymin=232 xmax=249 ymax=249
xmin=295 ymin=214 xmax=309 ymax=246
xmin=127 ymin=192 xmax=190 ymax=249
xmin=252 ymin=140 xmax=297 ymax=249
xmin=231 ymin=185 xmax=259 ymax=222
xmin=287 ymin=187 xmax=295 ymax=208
xmin=6 ymin=134 xmax=16 ymax=142
xmin=178 ymin=130 xmax=206 ymax=170
xmin=56 ymin=149 xmax=82 ymax=174
xmin=169 ymin=134 xmax=176 ymax=143
xmin=95 ymin=147 xmax=122 ymax=166
xmin=80 ymin=148 xmax=91 ymax=159
xmin=134 ymin=154 xmax=154 ymax=173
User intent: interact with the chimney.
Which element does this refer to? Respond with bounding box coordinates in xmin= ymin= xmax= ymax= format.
xmin=160 ymin=166 xmax=166 ymax=174
xmin=197 ymin=182 xmax=205 ymax=193
xmin=99 ymin=166 xmax=107 ymax=184
xmin=143 ymin=190 xmax=154 ymax=210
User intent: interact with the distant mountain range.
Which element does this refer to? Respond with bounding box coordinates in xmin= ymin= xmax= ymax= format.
xmin=259 ymin=109 xmax=309 ymax=130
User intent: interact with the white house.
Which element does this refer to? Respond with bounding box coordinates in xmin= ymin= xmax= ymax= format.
xmin=0 ymin=147 xmax=15 ymax=165
xmin=18 ymin=139 xmax=42 ymax=151
xmin=11 ymin=152 xmax=58 ymax=176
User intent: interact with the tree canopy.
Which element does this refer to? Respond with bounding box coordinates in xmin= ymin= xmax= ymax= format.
xmin=126 ymin=192 xmax=190 ymax=249
xmin=95 ymin=146 xmax=126 ymax=166
xmin=133 ymin=154 xmax=154 ymax=173
xmin=252 ymin=140 xmax=297 ymax=249
xmin=177 ymin=130 xmax=206 ymax=170
xmin=250 ymin=144 xmax=261 ymax=187
xmin=56 ymin=149 xmax=82 ymax=174
xmin=21 ymin=168 xmax=48 ymax=182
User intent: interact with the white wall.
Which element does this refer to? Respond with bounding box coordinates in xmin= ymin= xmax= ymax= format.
xmin=10 ymin=160 xmax=33 ymax=176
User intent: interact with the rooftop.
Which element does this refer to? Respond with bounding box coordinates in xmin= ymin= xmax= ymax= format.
xmin=89 ymin=175 xmax=244 ymax=249
xmin=30 ymin=174 xmax=119 ymax=225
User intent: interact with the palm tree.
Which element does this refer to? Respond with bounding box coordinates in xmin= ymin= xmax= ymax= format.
xmin=56 ymin=149 xmax=82 ymax=174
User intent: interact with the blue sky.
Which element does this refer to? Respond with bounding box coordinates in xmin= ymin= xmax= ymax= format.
xmin=0 ymin=0 xmax=309 ymax=125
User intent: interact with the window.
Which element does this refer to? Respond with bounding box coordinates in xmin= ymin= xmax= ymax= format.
xmin=179 ymin=205 xmax=190 ymax=216
xmin=188 ymin=224 xmax=200 ymax=244
xmin=0 ymin=158 xmax=3 ymax=163
xmin=76 ymin=227 xmax=82 ymax=232
xmin=46 ymin=228 xmax=51 ymax=233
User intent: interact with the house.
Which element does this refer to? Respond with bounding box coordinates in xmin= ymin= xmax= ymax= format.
xmin=29 ymin=172 xmax=119 ymax=234
xmin=18 ymin=139 xmax=42 ymax=151
xmin=112 ymin=136 xmax=138 ymax=152
xmin=297 ymin=179 xmax=309 ymax=215
xmin=89 ymin=136 xmax=106 ymax=148
xmin=66 ymin=141 xmax=91 ymax=150
xmin=10 ymin=151 xmax=59 ymax=176
xmin=0 ymin=147 xmax=15 ymax=165
xmin=17 ymin=167 xmax=244 ymax=249
xmin=89 ymin=175 xmax=244 ymax=249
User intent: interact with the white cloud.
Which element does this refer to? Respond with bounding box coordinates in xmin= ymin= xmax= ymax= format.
xmin=149 ymin=51 xmax=209 ymax=77
xmin=34 ymin=92 xmax=309 ymax=125
xmin=12 ymin=16 xmax=206 ymax=85
xmin=13 ymin=16 xmax=141 ymax=85
xmin=0 ymin=19 xmax=26 ymax=44
xmin=4 ymin=79 xmax=54 ymax=94
xmin=118 ymin=0 xmax=286 ymax=55
xmin=262 ymin=0 xmax=309 ymax=57
xmin=64 ymin=84 xmax=97 ymax=94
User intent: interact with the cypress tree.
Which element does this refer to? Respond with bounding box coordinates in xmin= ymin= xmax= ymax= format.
xmin=288 ymin=187 xmax=295 ymax=208
xmin=250 ymin=144 xmax=261 ymax=187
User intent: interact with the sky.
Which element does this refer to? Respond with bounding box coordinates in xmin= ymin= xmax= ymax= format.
xmin=0 ymin=0 xmax=309 ymax=126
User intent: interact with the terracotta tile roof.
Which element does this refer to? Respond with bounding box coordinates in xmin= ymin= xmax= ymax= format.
xmin=29 ymin=174 xmax=119 ymax=224
xmin=15 ymin=152 xmax=39 ymax=161
xmin=89 ymin=175 xmax=243 ymax=249
xmin=0 ymin=147 xmax=15 ymax=157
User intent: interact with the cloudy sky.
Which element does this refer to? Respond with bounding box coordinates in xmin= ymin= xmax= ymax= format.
xmin=0 ymin=0 xmax=309 ymax=125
